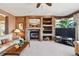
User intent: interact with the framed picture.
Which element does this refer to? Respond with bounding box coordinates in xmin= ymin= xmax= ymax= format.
xmin=18 ymin=23 xmax=23 ymax=30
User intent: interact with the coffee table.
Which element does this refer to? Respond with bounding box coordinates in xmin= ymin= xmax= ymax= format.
xmin=3 ymin=42 xmax=29 ymax=56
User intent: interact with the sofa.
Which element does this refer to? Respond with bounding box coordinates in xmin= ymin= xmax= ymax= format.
xmin=0 ymin=33 xmax=28 ymax=56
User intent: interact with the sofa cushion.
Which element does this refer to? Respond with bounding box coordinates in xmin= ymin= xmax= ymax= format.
xmin=1 ymin=39 xmax=10 ymax=44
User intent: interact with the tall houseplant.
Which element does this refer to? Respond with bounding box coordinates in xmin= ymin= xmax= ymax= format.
xmin=56 ymin=18 xmax=75 ymax=28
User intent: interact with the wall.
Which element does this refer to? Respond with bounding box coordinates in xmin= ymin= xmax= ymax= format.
xmin=0 ymin=9 xmax=15 ymax=33
xmin=74 ymin=13 xmax=79 ymax=41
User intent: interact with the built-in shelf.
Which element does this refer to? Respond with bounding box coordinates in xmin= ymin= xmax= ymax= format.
xmin=43 ymin=25 xmax=52 ymax=26
xmin=43 ymin=36 xmax=52 ymax=41
xmin=42 ymin=17 xmax=53 ymax=40
xmin=43 ymin=18 xmax=52 ymax=25
xmin=28 ymin=28 xmax=40 ymax=30
xmin=27 ymin=16 xmax=55 ymax=41
xmin=43 ymin=34 xmax=52 ymax=36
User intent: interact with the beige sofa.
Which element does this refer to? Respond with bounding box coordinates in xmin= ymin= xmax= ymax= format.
xmin=0 ymin=33 xmax=14 ymax=55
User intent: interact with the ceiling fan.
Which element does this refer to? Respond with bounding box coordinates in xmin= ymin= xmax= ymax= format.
xmin=36 ymin=3 xmax=52 ymax=8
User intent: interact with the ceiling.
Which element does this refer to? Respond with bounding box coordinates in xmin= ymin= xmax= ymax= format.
xmin=0 ymin=3 xmax=79 ymax=16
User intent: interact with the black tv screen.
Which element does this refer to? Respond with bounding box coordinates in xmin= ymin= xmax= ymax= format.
xmin=55 ymin=28 xmax=75 ymax=38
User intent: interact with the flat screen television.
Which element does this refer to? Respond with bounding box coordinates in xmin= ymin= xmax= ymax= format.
xmin=55 ymin=28 xmax=75 ymax=38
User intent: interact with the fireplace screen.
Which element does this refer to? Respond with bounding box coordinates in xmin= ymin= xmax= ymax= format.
xmin=30 ymin=29 xmax=40 ymax=40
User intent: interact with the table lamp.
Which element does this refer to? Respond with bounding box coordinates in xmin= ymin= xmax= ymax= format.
xmin=13 ymin=29 xmax=25 ymax=38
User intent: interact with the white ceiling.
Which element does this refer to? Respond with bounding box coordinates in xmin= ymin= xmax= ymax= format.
xmin=0 ymin=3 xmax=79 ymax=16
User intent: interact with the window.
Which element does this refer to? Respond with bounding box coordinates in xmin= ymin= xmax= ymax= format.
xmin=55 ymin=17 xmax=76 ymax=28
xmin=0 ymin=20 xmax=5 ymax=36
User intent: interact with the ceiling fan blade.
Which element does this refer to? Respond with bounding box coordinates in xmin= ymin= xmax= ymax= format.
xmin=46 ymin=3 xmax=52 ymax=6
xmin=36 ymin=3 xmax=41 ymax=8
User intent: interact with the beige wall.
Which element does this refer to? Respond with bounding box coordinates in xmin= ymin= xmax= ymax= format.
xmin=74 ymin=13 xmax=79 ymax=41
xmin=0 ymin=9 xmax=15 ymax=33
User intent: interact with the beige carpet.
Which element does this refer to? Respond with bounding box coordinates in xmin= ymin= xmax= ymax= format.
xmin=20 ymin=41 xmax=75 ymax=56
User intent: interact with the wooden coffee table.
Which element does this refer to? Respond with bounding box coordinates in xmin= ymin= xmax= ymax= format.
xmin=3 ymin=42 xmax=29 ymax=56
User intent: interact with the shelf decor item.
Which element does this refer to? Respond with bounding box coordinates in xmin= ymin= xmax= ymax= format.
xmin=14 ymin=44 xmax=20 ymax=49
xmin=29 ymin=19 xmax=40 ymax=27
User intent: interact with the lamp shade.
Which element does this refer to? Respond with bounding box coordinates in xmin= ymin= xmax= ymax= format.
xmin=12 ymin=29 xmax=25 ymax=38
xmin=14 ymin=29 xmax=20 ymax=33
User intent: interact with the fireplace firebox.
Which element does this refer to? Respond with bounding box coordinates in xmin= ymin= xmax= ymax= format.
xmin=30 ymin=29 xmax=40 ymax=40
